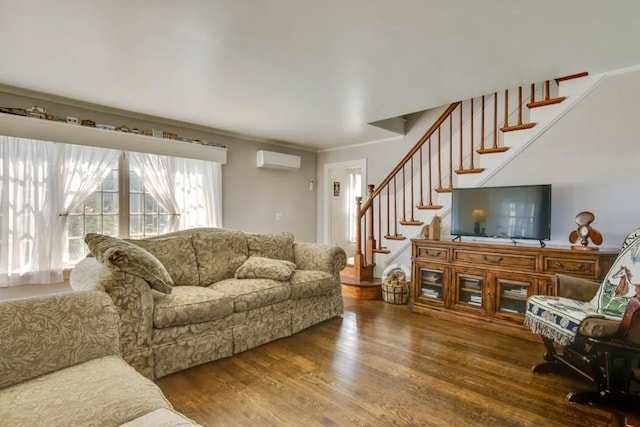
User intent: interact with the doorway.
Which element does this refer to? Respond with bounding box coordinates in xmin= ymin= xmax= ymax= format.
xmin=323 ymin=159 xmax=367 ymax=258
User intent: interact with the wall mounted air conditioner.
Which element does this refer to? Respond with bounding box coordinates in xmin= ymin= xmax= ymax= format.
xmin=256 ymin=150 xmax=301 ymax=170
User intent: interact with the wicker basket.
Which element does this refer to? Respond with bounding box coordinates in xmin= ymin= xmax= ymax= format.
xmin=381 ymin=280 xmax=410 ymax=304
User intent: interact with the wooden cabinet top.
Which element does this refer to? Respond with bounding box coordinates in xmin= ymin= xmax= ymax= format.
xmin=412 ymin=238 xmax=618 ymax=281
xmin=412 ymin=238 xmax=617 ymax=256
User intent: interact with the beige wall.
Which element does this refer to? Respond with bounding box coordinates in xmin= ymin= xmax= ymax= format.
xmin=0 ymin=90 xmax=318 ymax=242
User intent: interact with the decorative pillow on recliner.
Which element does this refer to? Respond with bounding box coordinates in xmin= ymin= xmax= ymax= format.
xmin=590 ymin=227 xmax=640 ymax=317
xmin=84 ymin=233 xmax=174 ymax=294
xmin=234 ymin=256 xmax=296 ymax=281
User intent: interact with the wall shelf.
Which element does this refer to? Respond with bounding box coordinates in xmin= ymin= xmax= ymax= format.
xmin=0 ymin=113 xmax=227 ymax=164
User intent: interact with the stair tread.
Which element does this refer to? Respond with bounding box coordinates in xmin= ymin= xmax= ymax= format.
xmin=385 ymin=235 xmax=406 ymax=240
xmin=501 ymin=122 xmax=536 ymax=132
xmin=399 ymin=220 xmax=423 ymax=226
xmin=417 ymin=204 xmax=443 ymax=210
xmin=477 ymin=147 xmax=509 ymax=154
xmin=455 ymin=167 xmax=485 ymax=175
xmin=340 ymin=275 xmax=381 ymax=286
xmin=527 ymin=97 xmax=566 ymax=108
xmin=372 ymin=248 xmax=391 ymax=254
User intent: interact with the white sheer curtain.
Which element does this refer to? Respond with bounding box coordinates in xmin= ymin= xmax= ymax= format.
xmin=55 ymin=144 xmax=120 ymax=263
xmin=128 ymin=152 xmax=181 ymax=232
xmin=0 ymin=136 xmax=62 ymax=286
xmin=129 ymin=152 xmax=222 ymax=229
xmin=173 ymin=156 xmax=222 ymax=228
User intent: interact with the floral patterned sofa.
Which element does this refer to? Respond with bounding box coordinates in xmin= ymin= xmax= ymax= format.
xmin=0 ymin=291 xmax=200 ymax=426
xmin=70 ymin=228 xmax=347 ymax=379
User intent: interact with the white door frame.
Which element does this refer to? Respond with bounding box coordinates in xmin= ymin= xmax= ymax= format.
xmin=322 ymin=158 xmax=367 ymax=244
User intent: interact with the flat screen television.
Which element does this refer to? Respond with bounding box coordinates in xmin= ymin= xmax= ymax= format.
xmin=450 ymin=184 xmax=552 ymax=244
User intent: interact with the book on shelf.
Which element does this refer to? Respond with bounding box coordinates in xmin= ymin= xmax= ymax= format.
xmin=462 ymin=280 xmax=481 ymax=289
xmin=421 ymin=289 xmax=440 ymax=299
xmin=503 ymin=288 xmax=528 ymax=298
xmin=422 ymin=274 xmax=440 ymax=283
xmin=466 ymin=295 xmax=482 ymax=306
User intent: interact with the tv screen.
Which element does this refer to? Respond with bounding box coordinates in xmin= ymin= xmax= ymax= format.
xmin=451 ymin=184 xmax=552 ymax=241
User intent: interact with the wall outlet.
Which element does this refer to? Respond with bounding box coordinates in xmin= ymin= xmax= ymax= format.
xmin=275 ymin=212 xmax=283 ymax=221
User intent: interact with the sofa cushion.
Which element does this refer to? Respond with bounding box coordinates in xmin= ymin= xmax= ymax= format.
xmin=235 ymin=256 xmax=296 ymax=281
xmin=85 ymin=233 xmax=173 ymax=294
xmin=190 ymin=228 xmax=249 ymax=285
xmin=209 ymin=278 xmax=291 ymax=312
xmin=0 ymin=355 xmax=171 ymax=427
xmin=246 ymin=231 xmax=295 ymax=262
xmin=589 ymin=229 xmax=640 ymax=317
xmin=153 ymin=286 xmax=234 ymax=329
xmin=127 ymin=235 xmax=199 ymax=286
xmin=289 ymin=270 xmax=337 ymax=299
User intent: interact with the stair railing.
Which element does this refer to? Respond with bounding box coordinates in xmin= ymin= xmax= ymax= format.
xmin=352 ymin=78 xmax=570 ymax=278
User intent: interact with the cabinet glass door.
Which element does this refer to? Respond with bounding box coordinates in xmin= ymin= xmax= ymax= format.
xmin=496 ymin=278 xmax=530 ymax=316
xmin=419 ymin=267 xmax=445 ymax=303
xmin=457 ymin=275 xmax=484 ymax=308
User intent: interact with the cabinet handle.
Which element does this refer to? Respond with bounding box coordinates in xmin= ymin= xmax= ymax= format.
xmin=482 ymin=255 xmax=503 ymax=264
xmin=487 ymin=292 xmax=495 ymax=298
xmin=427 ymin=250 xmax=441 ymax=257
xmin=554 ymin=261 xmax=583 ymax=272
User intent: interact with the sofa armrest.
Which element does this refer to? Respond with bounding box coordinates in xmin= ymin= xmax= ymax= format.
xmin=293 ymin=242 xmax=347 ymax=277
xmin=71 ymin=257 xmax=155 ymax=359
xmin=554 ymin=273 xmax=601 ymax=301
xmin=0 ymin=291 xmax=119 ymax=389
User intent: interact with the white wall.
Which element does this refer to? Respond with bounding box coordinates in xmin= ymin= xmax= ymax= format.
xmin=0 ymin=91 xmax=318 ymax=242
xmin=317 ymin=69 xmax=640 ymax=254
xmin=483 ymin=69 xmax=640 ymax=249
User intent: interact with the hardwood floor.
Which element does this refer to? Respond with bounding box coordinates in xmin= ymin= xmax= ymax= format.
xmin=156 ymin=297 xmax=617 ymax=426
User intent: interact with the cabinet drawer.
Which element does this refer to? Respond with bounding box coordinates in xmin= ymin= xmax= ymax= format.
xmin=543 ymin=257 xmax=596 ymax=277
xmin=454 ymin=250 xmax=536 ymax=271
xmin=415 ymin=245 xmax=449 ymax=261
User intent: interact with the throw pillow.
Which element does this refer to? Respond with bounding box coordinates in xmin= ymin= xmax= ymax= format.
xmin=234 ymin=256 xmax=296 ymax=281
xmin=84 ymin=233 xmax=174 ymax=294
xmin=245 ymin=232 xmax=295 ymax=262
xmin=125 ymin=235 xmax=199 ymax=286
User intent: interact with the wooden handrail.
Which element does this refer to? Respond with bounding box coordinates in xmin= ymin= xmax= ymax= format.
xmin=358 ymin=102 xmax=460 ymax=215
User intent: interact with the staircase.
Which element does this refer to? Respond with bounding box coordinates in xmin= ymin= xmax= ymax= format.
xmin=341 ymin=72 xmax=598 ymax=294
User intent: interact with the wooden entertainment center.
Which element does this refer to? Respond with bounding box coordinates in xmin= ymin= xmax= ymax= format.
xmin=410 ymin=239 xmax=618 ymax=340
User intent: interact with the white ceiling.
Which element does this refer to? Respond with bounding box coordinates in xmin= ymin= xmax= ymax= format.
xmin=2 ymin=0 xmax=640 ymax=151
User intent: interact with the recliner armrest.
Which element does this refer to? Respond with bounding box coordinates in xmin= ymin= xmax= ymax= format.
xmin=577 ymin=316 xmax=620 ymax=338
xmin=554 ymin=273 xmax=600 ymax=301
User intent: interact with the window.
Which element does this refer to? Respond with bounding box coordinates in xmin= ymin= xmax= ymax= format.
xmin=2 ymin=135 xmax=222 ymax=285
xmin=65 ymin=153 xmax=172 ymax=265
xmin=66 ymin=165 xmax=119 ymax=263
xmin=129 ymin=168 xmax=172 ymax=238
